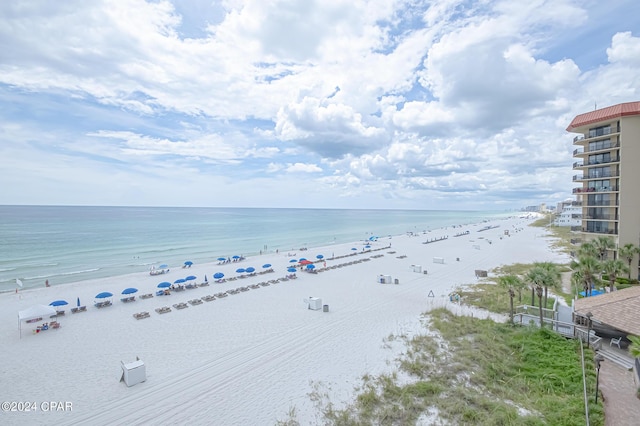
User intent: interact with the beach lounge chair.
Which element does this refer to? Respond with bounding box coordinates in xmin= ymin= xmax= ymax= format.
xmin=140 ymin=293 xmax=154 ymax=299
xmin=155 ymin=307 xmax=171 ymax=314
xmin=78 ymin=306 xmax=87 ymax=312
xmin=71 ymin=307 xmax=79 ymax=314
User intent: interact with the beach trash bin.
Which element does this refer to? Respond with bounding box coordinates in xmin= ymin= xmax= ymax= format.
xmin=394 ymin=278 xmax=399 ymax=284
xmin=323 ymin=304 xmax=329 ymax=312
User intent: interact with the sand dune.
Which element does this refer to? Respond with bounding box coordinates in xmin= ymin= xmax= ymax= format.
xmin=0 ymin=215 xmax=567 ymax=425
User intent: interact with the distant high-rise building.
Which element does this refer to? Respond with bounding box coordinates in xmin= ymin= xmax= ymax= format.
xmin=567 ymin=101 xmax=640 ymax=279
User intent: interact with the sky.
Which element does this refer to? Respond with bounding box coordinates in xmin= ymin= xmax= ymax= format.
xmin=1 ymin=0 xmax=639 ymax=210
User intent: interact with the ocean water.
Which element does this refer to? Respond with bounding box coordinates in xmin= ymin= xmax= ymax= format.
xmin=0 ymin=206 xmax=511 ymax=291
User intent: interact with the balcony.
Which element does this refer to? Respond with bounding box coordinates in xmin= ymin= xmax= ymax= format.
xmin=582 ymin=200 xmax=618 ymax=207
xmin=572 ymin=142 xmax=620 ymax=156
xmin=583 ymin=214 xmax=619 ymax=221
xmin=581 ymin=228 xmax=617 ymax=235
xmin=573 ymin=186 xmax=619 ymax=194
xmin=572 ymin=201 xmax=582 ymax=207
xmin=573 ymin=171 xmax=620 ymax=181
xmin=572 ymin=125 xmax=620 ymax=144
xmin=585 ymin=157 xmax=620 ymax=166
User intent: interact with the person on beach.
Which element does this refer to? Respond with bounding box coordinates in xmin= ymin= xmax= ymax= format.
xmin=45 ymin=279 xmax=50 ymax=287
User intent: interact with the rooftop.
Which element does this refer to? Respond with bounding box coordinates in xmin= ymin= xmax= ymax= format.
xmin=566 ymin=101 xmax=640 ymax=132
xmin=574 ymin=286 xmax=640 ymax=336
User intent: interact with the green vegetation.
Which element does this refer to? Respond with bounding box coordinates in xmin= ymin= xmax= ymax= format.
xmin=288 ymin=310 xmax=603 ymax=425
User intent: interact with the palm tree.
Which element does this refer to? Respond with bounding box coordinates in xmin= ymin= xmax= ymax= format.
xmin=571 ymin=256 xmax=601 ymax=297
xmin=525 ymin=267 xmax=545 ymax=306
xmin=498 ymin=274 xmax=521 ymax=323
xmin=602 ymin=259 xmax=629 ymax=292
xmin=536 ymin=285 xmax=544 ymax=327
xmin=577 ymin=241 xmax=598 ymax=259
xmin=618 ymin=243 xmax=639 ymax=280
xmin=537 ymin=262 xmax=560 ymax=306
xmin=571 ymin=269 xmax=585 ymax=298
xmin=629 ymin=335 xmax=640 ymax=359
xmin=593 ymin=236 xmax=615 ymax=261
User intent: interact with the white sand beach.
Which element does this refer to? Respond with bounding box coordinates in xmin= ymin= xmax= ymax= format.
xmin=0 ymin=215 xmax=568 ymax=425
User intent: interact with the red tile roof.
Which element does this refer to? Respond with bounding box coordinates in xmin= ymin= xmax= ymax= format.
xmin=566 ymin=101 xmax=640 ymax=132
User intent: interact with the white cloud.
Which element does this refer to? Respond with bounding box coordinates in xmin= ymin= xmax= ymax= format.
xmin=285 ymin=162 xmax=322 ymax=173
xmin=1 ymin=1 xmax=639 ymax=209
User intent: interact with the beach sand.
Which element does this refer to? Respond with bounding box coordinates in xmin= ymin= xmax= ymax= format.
xmin=0 ymin=215 xmax=568 ymax=425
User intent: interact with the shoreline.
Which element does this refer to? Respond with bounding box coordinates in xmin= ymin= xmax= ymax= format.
xmin=0 ymin=208 xmax=516 ymax=292
xmin=0 ymin=214 xmax=567 ymax=425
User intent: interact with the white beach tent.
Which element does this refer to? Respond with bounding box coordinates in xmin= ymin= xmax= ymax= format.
xmin=18 ymin=304 xmax=56 ymax=338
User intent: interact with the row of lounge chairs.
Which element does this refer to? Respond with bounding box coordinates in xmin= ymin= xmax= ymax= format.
xmin=70 ymin=306 xmax=87 ymax=314
xmin=121 ymin=296 xmax=136 ymax=303
xmin=94 ymin=300 xmax=112 ymax=308
xmin=133 ymin=312 xmax=150 ymax=320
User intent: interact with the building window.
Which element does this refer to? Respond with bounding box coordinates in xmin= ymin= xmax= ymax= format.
xmin=588 ymin=125 xmax=611 ymax=138
xmin=588 ymin=152 xmax=611 ymax=165
xmin=588 ymin=166 xmax=612 ymax=178
xmin=588 ymin=138 xmax=613 ymax=151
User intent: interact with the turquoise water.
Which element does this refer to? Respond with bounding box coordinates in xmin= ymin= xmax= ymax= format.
xmin=0 ymin=206 xmax=511 ymax=291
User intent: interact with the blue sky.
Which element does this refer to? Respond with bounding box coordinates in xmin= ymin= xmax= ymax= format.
xmin=1 ymin=0 xmax=639 ymax=210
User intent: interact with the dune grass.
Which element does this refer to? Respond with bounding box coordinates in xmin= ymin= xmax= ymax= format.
xmin=286 ymin=309 xmax=603 ymax=425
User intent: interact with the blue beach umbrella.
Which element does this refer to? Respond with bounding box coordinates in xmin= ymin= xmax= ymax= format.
xmin=121 ymin=288 xmax=138 ymax=295
xmin=184 ymin=261 xmax=193 ymax=266
xmin=213 ymin=272 xmax=224 ymax=279
xmin=185 ymin=275 xmax=197 ymax=281
xmin=306 ymin=264 xmax=315 ymax=270
xmin=217 ymin=257 xmax=226 ymax=261
xmin=289 ymin=259 xmax=297 ymax=263
xmin=174 ymin=278 xmax=186 ymax=284
xmin=49 ymin=300 xmax=68 ymax=307
xmin=245 ymin=267 xmax=255 ymax=273
xmin=262 ymin=264 xmax=271 ymax=268
xmin=365 ymin=245 xmax=371 ymax=249
xmin=95 ymin=292 xmax=113 ymax=299
xmin=299 ymin=257 xmax=307 ymax=261
xmin=351 ymin=248 xmax=357 ymax=251
xmin=232 ymin=255 xmax=241 ymax=259
xmin=316 ymin=254 xmax=324 ymax=259
xmin=159 ymin=264 xmax=168 ymax=269
xmin=236 ymin=268 xmax=246 ymax=273
xmin=158 ymin=282 xmax=171 ymax=288
xmin=287 ymin=267 xmax=297 ymax=273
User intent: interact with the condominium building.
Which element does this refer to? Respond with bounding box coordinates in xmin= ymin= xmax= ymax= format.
xmin=567 ymin=101 xmax=640 ymax=279
xmin=554 ymin=198 xmax=582 ymax=227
